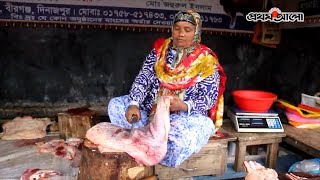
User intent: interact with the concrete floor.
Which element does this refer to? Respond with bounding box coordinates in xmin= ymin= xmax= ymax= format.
xmin=0 ymin=135 xmax=308 ymax=180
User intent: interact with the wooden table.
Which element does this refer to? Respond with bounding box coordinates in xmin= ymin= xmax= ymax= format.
xmin=155 ymin=127 xmax=236 ymax=179
xmin=222 ymin=122 xmax=286 ymax=172
xmin=282 ymin=124 xmax=320 ymax=157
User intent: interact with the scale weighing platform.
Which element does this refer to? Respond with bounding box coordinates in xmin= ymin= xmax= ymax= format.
xmin=227 ymin=108 xmax=284 ymax=133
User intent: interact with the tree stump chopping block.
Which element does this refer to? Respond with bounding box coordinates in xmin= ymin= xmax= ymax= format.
xmin=58 ymin=107 xmax=95 ymax=139
xmin=78 ymin=140 xmax=154 ymax=180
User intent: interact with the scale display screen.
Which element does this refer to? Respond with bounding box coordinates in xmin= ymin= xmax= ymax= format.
xmin=239 ymin=116 xmax=281 ymax=128
xmin=234 ymin=116 xmax=284 ymax=132
xmin=228 ymin=109 xmax=284 ymax=133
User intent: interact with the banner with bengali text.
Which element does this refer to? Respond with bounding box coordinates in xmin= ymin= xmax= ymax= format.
xmin=0 ymin=0 xmax=255 ymax=32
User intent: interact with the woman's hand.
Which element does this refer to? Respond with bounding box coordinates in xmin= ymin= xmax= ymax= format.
xmin=125 ymin=105 xmax=141 ymax=123
xmin=169 ymin=95 xmax=188 ymax=112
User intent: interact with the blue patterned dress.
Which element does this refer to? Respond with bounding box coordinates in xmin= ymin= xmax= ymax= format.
xmin=108 ymin=47 xmax=220 ymax=167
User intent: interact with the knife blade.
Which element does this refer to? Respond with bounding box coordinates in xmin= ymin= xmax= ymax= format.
xmin=129 ymin=114 xmax=138 ymax=136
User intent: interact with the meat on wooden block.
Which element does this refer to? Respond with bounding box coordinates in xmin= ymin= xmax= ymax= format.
xmin=78 ymin=142 xmax=154 ymax=180
xmin=85 ymin=96 xmax=171 ymax=166
xmin=1 ymin=116 xmax=52 ymax=140
xmin=58 ymin=107 xmax=95 ymax=139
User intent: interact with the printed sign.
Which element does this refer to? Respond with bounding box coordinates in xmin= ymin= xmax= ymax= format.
xmin=0 ymin=0 xmax=255 ymax=32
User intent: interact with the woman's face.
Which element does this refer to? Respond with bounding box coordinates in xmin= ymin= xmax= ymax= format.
xmin=172 ymin=21 xmax=196 ymax=48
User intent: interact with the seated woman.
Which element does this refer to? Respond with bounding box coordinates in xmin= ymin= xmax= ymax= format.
xmin=108 ymin=10 xmax=226 ymax=168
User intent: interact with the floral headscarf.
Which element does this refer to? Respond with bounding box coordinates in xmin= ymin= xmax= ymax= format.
xmin=172 ymin=10 xmax=202 ymax=53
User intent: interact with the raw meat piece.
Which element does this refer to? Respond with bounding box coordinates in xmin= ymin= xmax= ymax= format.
xmin=20 ymin=168 xmax=61 ymax=180
xmin=36 ymin=138 xmax=82 ymax=160
xmin=85 ymin=96 xmax=171 ymax=166
xmin=243 ymin=161 xmax=279 ymax=180
xmin=1 ymin=116 xmax=52 ymax=140
xmin=66 ymin=137 xmax=83 ymax=147
xmin=286 ymin=172 xmax=320 ymax=180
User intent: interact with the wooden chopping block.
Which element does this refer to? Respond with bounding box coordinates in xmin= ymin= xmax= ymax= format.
xmin=58 ymin=107 xmax=95 ymax=139
xmin=78 ymin=139 xmax=154 ymax=180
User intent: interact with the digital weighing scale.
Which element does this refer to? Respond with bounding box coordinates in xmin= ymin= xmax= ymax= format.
xmin=227 ymin=108 xmax=284 ymax=133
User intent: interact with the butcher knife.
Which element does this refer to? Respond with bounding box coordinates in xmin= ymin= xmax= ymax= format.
xmin=129 ymin=114 xmax=138 ymax=136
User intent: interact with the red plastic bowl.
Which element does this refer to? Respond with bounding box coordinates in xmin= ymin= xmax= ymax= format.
xmin=232 ymin=90 xmax=278 ymax=113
